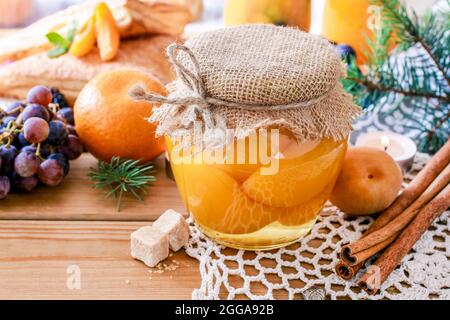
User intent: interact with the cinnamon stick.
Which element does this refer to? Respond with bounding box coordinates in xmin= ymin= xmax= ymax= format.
xmin=341 ymin=163 xmax=450 ymax=265
xmin=335 ymin=139 xmax=450 ymax=279
xmin=358 ymin=183 xmax=450 ymax=295
xmin=349 ymin=234 xmax=397 ymax=264
xmin=366 ymin=139 xmax=450 ymax=233
xmin=335 ymin=261 xmax=360 ymax=280
xmin=336 ymin=238 xmax=395 ymax=279
xmin=336 ymin=235 xmax=397 ymax=279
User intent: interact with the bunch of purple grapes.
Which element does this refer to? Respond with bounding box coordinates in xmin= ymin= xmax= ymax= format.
xmin=0 ymin=86 xmax=83 ymax=199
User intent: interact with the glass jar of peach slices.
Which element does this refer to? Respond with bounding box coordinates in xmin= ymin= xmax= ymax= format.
xmin=131 ymin=25 xmax=360 ymax=250
xmin=165 ymin=132 xmax=347 ymax=249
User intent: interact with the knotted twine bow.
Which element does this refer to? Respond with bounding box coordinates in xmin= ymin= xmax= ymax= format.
xmin=129 ymin=43 xmax=340 ymax=148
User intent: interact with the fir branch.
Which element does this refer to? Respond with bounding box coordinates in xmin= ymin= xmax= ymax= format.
xmin=347 ymin=77 xmax=449 ymax=101
xmin=343 ymin=0 xmax=450 ymax=153
xmin=374 ymin=0 xmax=450 ymax=87
xmin=418 ymin=40 xmax=449 ymax=88
xmin=88 ymin=157 xmax=156 ymax=211
xmin=427 ymin=109 xmax=450 ymax=141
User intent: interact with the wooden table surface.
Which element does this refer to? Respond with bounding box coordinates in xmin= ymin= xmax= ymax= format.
xmin=0 ymin=154 xmax=201 ymax=300
xmin=0 ymin=29 xmax=310 ymax=300
xmin=0 ymin=29 xmax=277 ymax=300
xmin=0 ymin=23 xmax=200 ymax=297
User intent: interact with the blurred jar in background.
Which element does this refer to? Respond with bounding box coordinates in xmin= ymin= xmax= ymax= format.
xmin=224 ymin=0 xmax=311 ymax=31
xmin=0 ymin=0 xmax=34 ymax=27
xmin=171 ymin=0 xmax=203 ymax=21
xmin=321 ymin=0 xmax=402 ymax=65
xmin=322 ymin=0 xmax=375 ymax=65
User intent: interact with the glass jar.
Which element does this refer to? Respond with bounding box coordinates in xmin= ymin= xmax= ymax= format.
xmin=0 ymin=0 xmax=34 ymax=27
xmin=134 ymin=25 xmax=360 ymax=250
xmin=166 ymin=129 xmax=347 ymax=250
xmin=224 ymin=0 xmax=311 ymax=32
xmin=322 ymin=0 xmax=375 ymax=65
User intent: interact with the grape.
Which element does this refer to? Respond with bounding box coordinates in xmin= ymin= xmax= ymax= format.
xmin=0 ymin=175 xmax=10 ymax=199
xmin=48 ymin=153 xmax=70 ymax=176
xmin=60 ymin=135 xmax=83 ymax=160
xmin=17 ymin=132 xmax=31 ymax=147
xmin=47 ymin=120 xmax=68 ymax=145
xmin=14 ymin=151 xmax=40 ymax=178
xmin=0 ymin=145 xmax=18 ymax=174
xmin=66 ymin=124 xmax=78 ymax=136
xmin=21 ymin=145 xmax=37 ymax=154
xmin=336 ymin=44 xmax=356 ymax=64
xmin=11 ymin=173 xmax=38 ymax=192
xmin=50 ymin=88 xmax=70 ymax=109
xmin=12 ymin=134 xmax=23 ymax=149
xmin=22 ymin=103 xmax=50 ymax=122
xmin=23 ymin=117 xmax=49 ymax=144
xmin=39 ymin=143 xmax=52 ymax=158
xmin=57 ymin=108 xmax=75 ymax=125
xmin=5 ymin=101 xmax=25 ymax=117
xmin=1 ymin=116 xmax=16 ymax=128
xmin=38 ymin=159 xmax=64 ymax=186
xmin=27 ymin=85 xmax=53 ymax=106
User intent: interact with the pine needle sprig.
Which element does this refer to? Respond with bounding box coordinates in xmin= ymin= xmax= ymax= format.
xmin=88 ymin=157 xmax=156 ymax=212
xmin=342 ymin=0 xmax=450 ymax=154
xmin=377 ymin=0 xmax=450 ymax=86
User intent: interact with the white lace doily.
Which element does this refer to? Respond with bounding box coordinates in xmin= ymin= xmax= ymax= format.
xmin=185 ymin=153 xmax=450 ymax=300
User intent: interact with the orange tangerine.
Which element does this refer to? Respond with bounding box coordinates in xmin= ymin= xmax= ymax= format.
xmin=74 ymin=69 xmax=166 ymax=162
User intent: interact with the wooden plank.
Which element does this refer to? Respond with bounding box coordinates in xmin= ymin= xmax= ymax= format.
xmin=0 ymin=153 xmax=186 ymax=221
xmin=0 ymin=220 xmax=200 ymax=299
xmin=0 ymin=220 xmax=311 ymax=300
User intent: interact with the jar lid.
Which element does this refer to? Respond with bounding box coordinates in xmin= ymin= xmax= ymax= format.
xmin=130 ymin=24 xmax=360 ymax=148
xmin=183 ymin=24 xmax=343 ymax=106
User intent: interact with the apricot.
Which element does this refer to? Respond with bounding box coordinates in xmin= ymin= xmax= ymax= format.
xmin=242 ymin=139 xmax=346 ymax=207
xmin=330 ymin=147 xmax=403 ymax=216
xmin=94 ymin=2 xmax=120 ymax=61
xmin=69 ymin=16 xmax=96 ymax=57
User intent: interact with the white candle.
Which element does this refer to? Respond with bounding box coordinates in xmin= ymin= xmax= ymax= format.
xmin=355 ymin=131 xmax=417 ymax=172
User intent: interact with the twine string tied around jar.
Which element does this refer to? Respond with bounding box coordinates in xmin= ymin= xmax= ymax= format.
xmin=129 ymin=43 xmax=344 ymax=149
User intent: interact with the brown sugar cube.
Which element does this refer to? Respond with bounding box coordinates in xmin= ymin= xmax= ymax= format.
xmin=130 ymin=226 xmax=169 ymax=267
xmin=152 ymin=209 xmax=190 ymax=251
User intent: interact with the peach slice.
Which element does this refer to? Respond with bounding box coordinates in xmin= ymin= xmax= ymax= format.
xmin=210 ymin=133 xmax=265 ymax=183
xmin=281 ymin=138 xmax=321 ymax=159
xmin=69 ymin=16 xmax=96 ymax=57
xmin=242 ymin=139 xmax=346 ymax=207
xmin=211 ymin=131 xmax=294 ymax=183
xmin=94 ymin=2 xmax=120 ymax=61
xmin=277 ymin=184 xmax=333 ymax=226
xmin=180 ymin=163 xmax=279 ymax=235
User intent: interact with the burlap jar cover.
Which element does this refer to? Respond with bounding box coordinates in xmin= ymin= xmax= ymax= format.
xmin=130 ymin=24 xmax=361 ymax=147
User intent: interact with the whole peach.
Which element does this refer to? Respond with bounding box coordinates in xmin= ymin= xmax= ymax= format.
xmin=330 ymin=147 xmax=403 ymax=216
